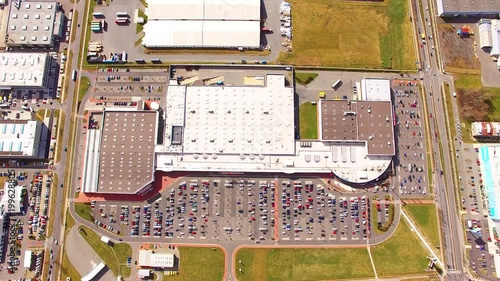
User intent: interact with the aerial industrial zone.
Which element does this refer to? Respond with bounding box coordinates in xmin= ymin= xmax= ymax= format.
xmin=0 ymin=0 xmax=499 ymax=280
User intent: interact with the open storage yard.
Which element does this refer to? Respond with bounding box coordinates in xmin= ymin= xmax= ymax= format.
xmin=437 ymin=23 xmax=480 ymax=73
xmin=276 ymin=0 xmax=415 ymax=69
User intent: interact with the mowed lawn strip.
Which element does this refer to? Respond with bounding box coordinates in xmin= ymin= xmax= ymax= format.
xmin=277 ymin=0 xmax=415 ymax=69
xmin=299 ymin=102 xmax=318 ymax=139
xmin=236 ymin=247 xmax=374 ymax=281
xmin=78 ymin=226 xmax=132 ymax=277
xmin=168 ymin=247 xmax=225 ymax=281
xmin=295 ymin=72 xmax=318 ymax=85
xmin=405 ymin=204 xmax=441 ymax=249
xmin=74 ymin=202 xmax=93 ymax=222
xmin=371 ymin=219 xmax=429 ymax=277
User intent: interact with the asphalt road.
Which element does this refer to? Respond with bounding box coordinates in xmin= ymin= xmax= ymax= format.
xmin=412 ymin=0 xmax=465 ymax=279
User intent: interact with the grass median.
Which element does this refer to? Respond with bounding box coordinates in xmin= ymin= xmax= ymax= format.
xmin=168 ymin=247 xmax=224 ymax=281
xmin=54 ymin=109 xmax=65 ymax=163
xmin=78 ymin=76 xmax=91 ymax=103
xmin=299 ymin=102 xmax=318 ymax=139
xmin=61 ymin=209 xmax=81 ymax=281
xmin=78 ymin=225 xmax=132 ymax=277
xmin=404 ymin=204 xmax=441 ymax=250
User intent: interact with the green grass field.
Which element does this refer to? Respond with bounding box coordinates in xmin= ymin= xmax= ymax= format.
xmin=78 ymin=226 xmax=132 ymax=277
xmin=405 ymin=204 xmax=441 ymax=250
xmin=74 ymin=202 xmax=93 ymax=222
xmin=235 ymin=248 xmax=374 ymax=281
xmin=277 ymin=0 xmax=415 ymax=69
xmin=295 ymin=72 xmax=318 ymax=85
xmin=168 ymin=247 xmax=225 ymax=281
xmin=78 ymin=76 xmax=91 ymax=102
xmin=371 ymin=219 xmax=429 ymax=277
xmin=299 ymin=103 xmax=318 ymax=139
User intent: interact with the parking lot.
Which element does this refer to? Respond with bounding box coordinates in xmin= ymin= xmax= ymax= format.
xmin=90 ymin=176 xmax=383 ymax=244
xmin=392 ymin=80 xmax=429 ymax=197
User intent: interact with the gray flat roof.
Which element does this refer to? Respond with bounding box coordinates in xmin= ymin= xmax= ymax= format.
xmin=438 ymin=0 xmax=500 ymax=15
xmin=320 ymin=100 xmax=395 ymax=155
xmin=6 ymin=1 xmax=58 ymax=46
xmin=98 ymin=110 xmax=158 ymax=194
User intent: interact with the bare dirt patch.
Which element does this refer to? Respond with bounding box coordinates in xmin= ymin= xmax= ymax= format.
xmin=456 ymin=89 xmax=489 ymax=122
xmin=438 ymin=24 xmax=480 ymax=71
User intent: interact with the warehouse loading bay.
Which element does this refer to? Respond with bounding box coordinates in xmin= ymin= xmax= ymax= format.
xmin=91 ymin=176 xmax=389 ymax=245
xmin=88 ymin=66 xmax=294 ymax=101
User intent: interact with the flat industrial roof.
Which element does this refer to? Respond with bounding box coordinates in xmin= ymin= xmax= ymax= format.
xmin=142 ymin=20 xmax=260 ymax=48
xmin=165 ymin=74 xmax=295 ymax=155
xmin=138 ymin=250 xmax=174 ymax=268
xmin=0 ymin=120 xmax=41 ymax=157
xmin=320 ymin=100 xmax=395 ymax=155
xmin=360 ymin=78 xmax=391 ymax=101
xmin=6 ymin=1 xmax=58 ymax=46
xmin=97 ymin=110 xmax=158 ymax=194
xmin=0 ymin=53 xmax=49 ymax=88
xmin=437 ymin=0 xmax=500 ymax=16
xmin=146 ymin=0 xmax=260 ymax=20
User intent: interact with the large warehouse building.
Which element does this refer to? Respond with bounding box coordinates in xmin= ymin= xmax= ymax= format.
xmin=5 ymin=1 xmax=65 ymax=48
xmin=142 ymin=0 xmax=261 ymax=48
xmin=0 ymin=120 xmax=46 ymax=159
xmin=81 ymin=72 xmax=394 ymax=194
xmin=0 ymin=53 xmax=52 ymax=90
xmin=437 ymin=0 xmax=500 ymax=17
xmin=82 ymin=110 xmax=159 ymax=194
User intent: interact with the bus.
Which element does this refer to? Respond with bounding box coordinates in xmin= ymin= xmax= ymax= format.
xmin=116 ymin=12 xmax=129 ymax=17
xmin=71 ymin=70 xmax=77 ymax=81
xmin=92 ymin=12 xmax=105 ymax=18
xmin=331 ymin=79 xmax=342 ymax=90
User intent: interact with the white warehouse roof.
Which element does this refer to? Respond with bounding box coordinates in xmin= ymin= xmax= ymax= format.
xmin=146 ymin=0 xmax=260 ymax=20
xmin=360 ymin=78 xmax=391 ymax=101
xmin=0 ymin=53 xmax=49 ymax=88
xmin=143 ymin=21 xmax=260 ymax=48
xmin=138 ymin=250 xmax=174 ymax=268
xmin=204 ymin=0 xmax=260 ymax=20
xmin=0 ymin=120 xmax=42 ymax=157
xmin=146 ymin=0 xmax=204 ymax=20
xmin=203 ymin=21 xmax=260 ymax=47
xmin=143 ymin=21 xmax=203 ymax=48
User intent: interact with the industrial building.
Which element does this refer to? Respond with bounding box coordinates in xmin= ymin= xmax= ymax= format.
xmin=0 ymin=120 xmax=46 ymax=159
xmin=155 ymin=75 xmax=394 ymax=184
xmin=0 ymin=181 xmax=26 ymax=215
xmin=0 ymin=53 xmax=52 ymax=90
xmin=436 ymin=0 xmax=500 ymax=17
xmin=138 ymin=250 xmax=175 ymax=269
xmin=478 ymin=19 xmax=500 ymax=66
xmin=472 ymin=122 xmax=500 ymax=141
xmin=142 ymin=0 xmax=261 ymax=48
xmin=5 ymin=1 xmax=65 ymax=48
xmin=82 ymin=110 xmax=159 ymax=194
xmin=81 ymin=71 xmax=395 ymax=195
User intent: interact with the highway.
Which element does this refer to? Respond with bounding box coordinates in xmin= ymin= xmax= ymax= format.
xmin=412 ymin=0 xmax=466 ymax=279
